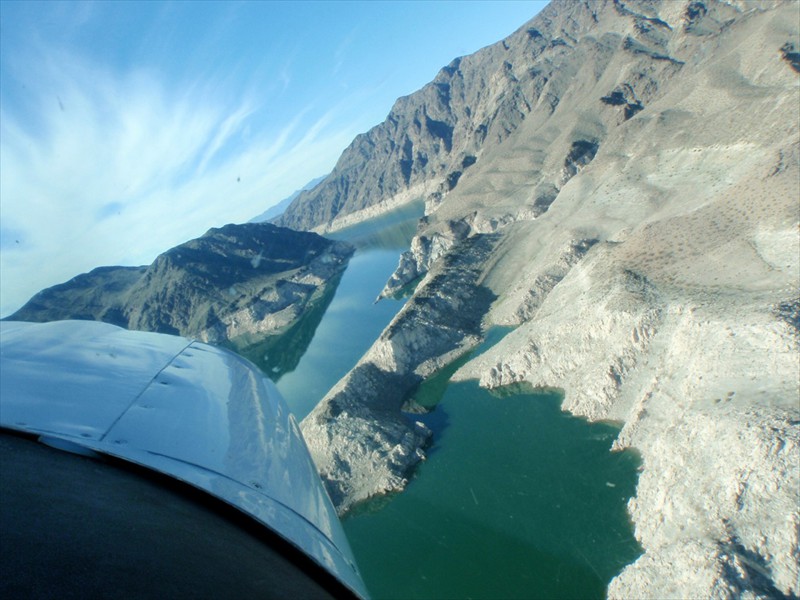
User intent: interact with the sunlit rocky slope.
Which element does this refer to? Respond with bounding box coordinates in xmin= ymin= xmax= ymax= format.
xmin=8 ymin=223 xmax=353 ymax=376
xmin=291 ymin=0 xmax=800 ymax=597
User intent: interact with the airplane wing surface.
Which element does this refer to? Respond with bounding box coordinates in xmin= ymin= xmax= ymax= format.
xmin=0 ymin=320 xmax=367 ymax=598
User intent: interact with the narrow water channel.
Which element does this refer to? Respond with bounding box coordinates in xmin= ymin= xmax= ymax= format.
xmin=273 ymin=201 xmax=422 ymax=419
xmin=270 ymin=204 xmax=642 ymax=599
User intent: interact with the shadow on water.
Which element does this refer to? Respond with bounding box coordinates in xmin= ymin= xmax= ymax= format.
xmin=226 ymin=271 xmax=344 ymax=380
xmin=407 ymin=325 xmax=515 ymax=412
xmin=404 ymin=325 xmax=517 ymax=451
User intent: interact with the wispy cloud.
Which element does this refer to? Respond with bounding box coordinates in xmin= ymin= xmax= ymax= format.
xmin=0 ymin=46 xmax=361 ymax=317
xmin=332 ymin=28 xmax=358 ymax=78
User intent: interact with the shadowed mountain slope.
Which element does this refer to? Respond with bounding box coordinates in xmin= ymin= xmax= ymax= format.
xmin=9 ymin=223 xmax=354 ymax=377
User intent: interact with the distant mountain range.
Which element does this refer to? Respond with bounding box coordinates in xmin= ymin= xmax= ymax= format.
xmin=250 ymin=175 xmax=327 ymax=223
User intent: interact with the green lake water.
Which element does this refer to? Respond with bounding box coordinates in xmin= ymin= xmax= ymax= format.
xmin=270 ymin=203 xmax=642 ymax=599
xmin=343 ymin=377 xmax=642 ymax=600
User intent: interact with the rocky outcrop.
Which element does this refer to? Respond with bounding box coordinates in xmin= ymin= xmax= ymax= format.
xmin=378 ymin=218 xmax=472 ymax=299
xmin=297 ymin=0 xmax=800 ymax=597
xmin=378 ymin=132 xmax=603 ymax=299
xmin=9 ymin=223 xmax=353 ymax=376
xmin=301 ymin=234 xmax=498 ymax=514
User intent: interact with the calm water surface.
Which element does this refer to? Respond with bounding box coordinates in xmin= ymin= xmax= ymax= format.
xmin=274 ymin=249 xmax=407 ymax=418
xmin=275 ymin=201 xmax=421 ymax=419
xmin=343 ymin=376 xmax=642 ymax=599
xmin=271 ymin=203 xmax=642 ymax=598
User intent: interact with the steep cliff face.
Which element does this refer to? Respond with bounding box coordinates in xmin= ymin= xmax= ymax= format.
xmin=277 ymin=0 xmax=744 ymax=236
xmin=298 ymin=0 xmax=799 ymax=597
xmin=9 ymin=223 xmax=353 ymax=376
xmin=274 ymin=0 xmax=579 ymax=233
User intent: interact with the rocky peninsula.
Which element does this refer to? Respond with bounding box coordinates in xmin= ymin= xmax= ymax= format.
xmin=9 ymin=223 xmax=354 ymax=376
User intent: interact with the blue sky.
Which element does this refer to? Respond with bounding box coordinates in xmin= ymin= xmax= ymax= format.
xmin=0 ymin=0 xmax=547 ymax=317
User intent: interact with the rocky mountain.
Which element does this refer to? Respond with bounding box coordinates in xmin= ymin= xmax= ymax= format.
xmin=9 ymin=223 xmax=354 ymax=377
xmin=294 ymin=1 xmax=799 ymax=598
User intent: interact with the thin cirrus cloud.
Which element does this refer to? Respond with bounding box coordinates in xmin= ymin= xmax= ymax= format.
xmin=0 ymin=47 xmax=362 ymax=317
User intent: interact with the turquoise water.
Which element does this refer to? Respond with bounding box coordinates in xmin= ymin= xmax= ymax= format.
xmin=326 ymin=200 xmax=423 ymax=251
xmin=343 ymin=380 xmax=642 ymax=600
xmin=274 ymin=249 xmax=407 ymax=418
